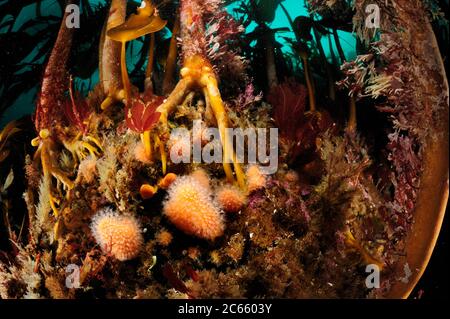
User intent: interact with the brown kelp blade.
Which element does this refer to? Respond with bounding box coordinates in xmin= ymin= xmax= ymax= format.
xmin=107 ymin=15 xmax=167 ymax=42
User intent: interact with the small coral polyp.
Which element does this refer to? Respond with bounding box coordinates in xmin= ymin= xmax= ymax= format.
xmin=190 ymin=168 xmax=211 ymax=190
xmin=91 ymin=208 xmax=143 ymax=261
xmin=163 ymin=175 xmax=224 ymax=240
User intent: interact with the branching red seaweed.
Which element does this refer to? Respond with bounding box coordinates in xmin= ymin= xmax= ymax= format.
xmin=125 ymin=95 xmax=163 ymax=133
